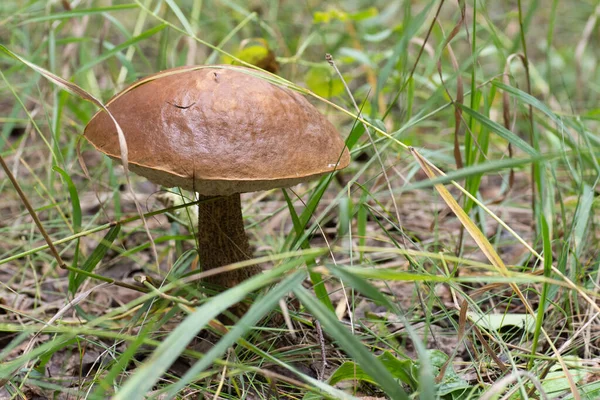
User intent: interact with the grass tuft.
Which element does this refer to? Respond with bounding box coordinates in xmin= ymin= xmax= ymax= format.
xmin=1 ymin=1 xmax=600 ymax=399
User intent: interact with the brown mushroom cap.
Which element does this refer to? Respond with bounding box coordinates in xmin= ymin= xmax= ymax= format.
xmin=84 ymin=66 xmax=350 ymax=196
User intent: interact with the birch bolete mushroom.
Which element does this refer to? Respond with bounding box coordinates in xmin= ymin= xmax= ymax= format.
xmin=84 ymin=66 xmax=350 ymax=291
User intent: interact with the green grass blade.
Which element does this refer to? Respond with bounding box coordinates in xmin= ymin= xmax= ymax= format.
xmin=91 ymin=320 xmax=166 ymax=399
xmin=530 ymin=213 xmax=552 ymax=369
xmin=73 ymin=23 xmax=167 ymax=76
xmin=52 ymin=166 xmax=81 ymax=231
xmin=19 ymin=4 xmax=139 ymax=24
xmin=458 ymin=104 xmax=539 ymax=156
xmin=376 ymin=1 xmax=434 ymax=114
xmin=164 ymin=0 xmax=195 ymax=37
xmin=240 ymin=341 xmax=359 ymax=399
xmin=113 ymin=262 xmax=297 ymax=400
xmin=282 ymin=188 xmax=334 ymax=311
xmin=491 ymin=80 xmax=565 ymax=131
xmin=69 ymin=224 xmax=120 ymax=294
xmin=0 ymin=335 xmax=75 ymax=378
xmin=328 ymin=266 xmax=436 ymax=399
xmin=572 ymin=184 xmax=594 ymax=259
xmin=165 ymin=271 xmax=305 ymax=396
xmin=53 ymin=166 xmax=82 ymax=271
xmin=294 ymin=286 xmax=409 ymax=400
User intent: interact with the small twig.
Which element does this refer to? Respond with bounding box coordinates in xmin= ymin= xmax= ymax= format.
xmin=315 ymin=319 xmax=328 ymax=380
xmin=136 ymin=275 xmax=198 ymax=306
xmin=67 ymin=263 xmax=147 ymax=293
xmin=472 ymin=326 xmax=508 ymax=373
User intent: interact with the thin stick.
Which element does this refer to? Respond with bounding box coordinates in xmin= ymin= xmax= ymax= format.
xmin=137 ymin=275 xmax=196 ymax=306
xmin=0 ymin=152 xmax=67 ymax=269
xmin=0 ymin=148 xmax=147 ymax=293
xmin=315 ymin=319 xmax=328 ymax=380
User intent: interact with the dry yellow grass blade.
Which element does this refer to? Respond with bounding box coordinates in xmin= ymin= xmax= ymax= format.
xmin=405 ymin=142 xmax=600 ymax=318
xmin=410 ymin=147 xmax=581 ymax=400
xmin=443 ymin=165 xmax=600 ymax=317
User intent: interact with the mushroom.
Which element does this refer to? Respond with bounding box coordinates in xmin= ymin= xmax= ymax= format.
xmin=84 ymin=65 xmax=350 ymax=292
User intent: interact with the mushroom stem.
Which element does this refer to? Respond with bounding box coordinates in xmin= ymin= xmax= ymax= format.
xmin=197 ymin=194 xmax=261 ymax=289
